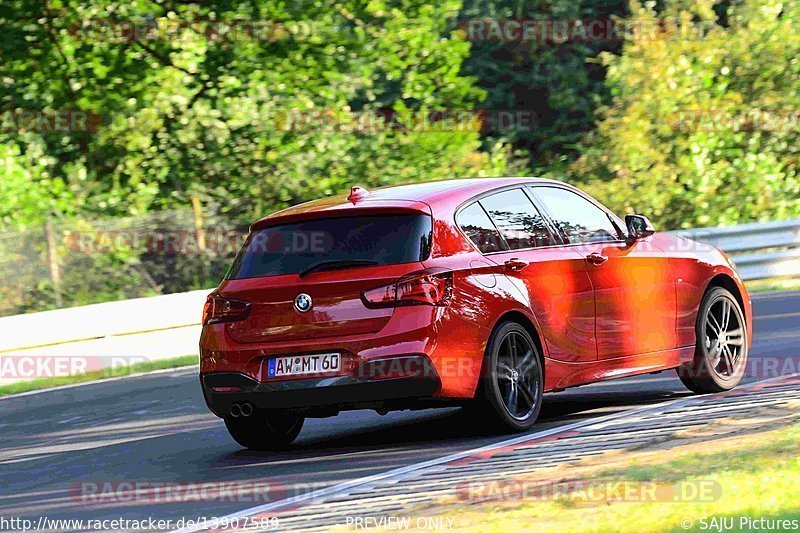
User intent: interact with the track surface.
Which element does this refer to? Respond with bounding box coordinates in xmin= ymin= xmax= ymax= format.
xmin=1 ymin=291 xmax=798 ymax=525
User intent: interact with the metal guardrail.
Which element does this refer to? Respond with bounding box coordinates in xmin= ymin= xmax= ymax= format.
xmin=673 ymin=218 xmax=800 ymax=281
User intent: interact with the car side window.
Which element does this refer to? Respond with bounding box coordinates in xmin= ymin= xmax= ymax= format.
xmin=456 ymin=202 xmax=506 ymax=253
xmin=532 ymin=186 xmax=622 ymax=244
xmin=478 ymin=189 xmax=555 ymax=250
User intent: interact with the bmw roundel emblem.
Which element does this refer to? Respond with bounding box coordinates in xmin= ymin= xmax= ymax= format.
xmin=294 ymin=293 xmax=313 ymax=313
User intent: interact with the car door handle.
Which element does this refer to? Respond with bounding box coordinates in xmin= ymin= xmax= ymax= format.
xmin=504 ymin=258 xmax=529 ymax=271
xmin=586 ymin=252 xmax=608 ymax=266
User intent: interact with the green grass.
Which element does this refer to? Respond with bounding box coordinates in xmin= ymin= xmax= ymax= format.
xmin=745 ymin=277 xmax=800 ymax=293
xmin=435 ymin=424 xmax=800 ymax=533
xmin=0 ymin=354 xmax=198 ymax=397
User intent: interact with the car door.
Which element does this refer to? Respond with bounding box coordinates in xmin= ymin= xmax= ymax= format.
xmin=458 ymin=187 xmax=596 ymax=363
xmin=529 ymin=185 xmax=677 ymax=359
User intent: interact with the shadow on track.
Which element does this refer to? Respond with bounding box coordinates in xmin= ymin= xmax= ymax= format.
xmin=212 ymin=383 xmax=694 ymax=466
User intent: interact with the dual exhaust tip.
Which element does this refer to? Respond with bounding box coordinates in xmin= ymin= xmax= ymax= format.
xmin=229 ymin=402 xmax=254 ymax=418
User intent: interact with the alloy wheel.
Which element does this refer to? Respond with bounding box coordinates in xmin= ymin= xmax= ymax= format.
xmin=703 ymin=296 xmax=745 ymax=378
xmin=495 ymin=330 xmax=541 ymax=421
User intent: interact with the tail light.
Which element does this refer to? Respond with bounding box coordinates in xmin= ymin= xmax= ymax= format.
xmin=203 ymin=292 xmax=252 ymax=325
xmin=362 ymin=268 xmax=453 ymax=308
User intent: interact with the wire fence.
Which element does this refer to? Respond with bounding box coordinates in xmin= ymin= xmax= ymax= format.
xmin=0 ymin=206 xmax=247 ymax=317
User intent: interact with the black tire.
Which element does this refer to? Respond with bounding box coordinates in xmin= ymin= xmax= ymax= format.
xmin=224 ymin=411 xmax=304 ymax=451
xmin=475 ymin=321 xmax=544 ymax=432
xmin=678 ymin=286 xmax=748 ymax=394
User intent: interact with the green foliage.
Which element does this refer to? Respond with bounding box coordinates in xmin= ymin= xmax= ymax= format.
xmin=0 ymin=0 xmax=502 ymax=227
xmin=570 ymin=0 xmax=800 ymax=229
xmin=460 ymin=0 xmax=627 ymax=168
xmin=0 ymin=143 xmax=75 ymax=228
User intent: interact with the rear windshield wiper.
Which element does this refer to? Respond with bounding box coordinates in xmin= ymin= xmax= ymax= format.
xmin=299 ymin=259 xmax=379 ymax=278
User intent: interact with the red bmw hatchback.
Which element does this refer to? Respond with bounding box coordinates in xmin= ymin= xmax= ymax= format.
xmin=200 ymin=178 xmax=752 ymax=450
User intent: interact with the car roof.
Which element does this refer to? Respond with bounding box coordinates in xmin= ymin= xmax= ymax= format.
xmin=254 ymin=177 xmax=562 ymax=227
xmin=352 ymin=177 xmax=547 ymax=202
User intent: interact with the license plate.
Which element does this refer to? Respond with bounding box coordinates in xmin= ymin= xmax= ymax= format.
xmin=266 ymin=353 xmax=341 ymax=378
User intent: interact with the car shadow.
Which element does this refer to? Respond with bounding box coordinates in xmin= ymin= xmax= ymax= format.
xmin=216 ymin=380 xmax=695 ymax=465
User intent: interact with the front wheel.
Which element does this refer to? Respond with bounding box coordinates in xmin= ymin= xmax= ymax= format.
xmin=224 ymin=410 xmax=304 ymax=451
xmin=476 ymin=321 xmax=544 ymax=432
xmin=678 ymin=286 xmax=748 ymax=393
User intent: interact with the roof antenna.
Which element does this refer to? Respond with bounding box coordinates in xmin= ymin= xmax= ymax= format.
xmin=347 ymin=186 xmax=369 ymax=203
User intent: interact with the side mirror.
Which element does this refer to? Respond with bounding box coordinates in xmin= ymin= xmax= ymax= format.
xmin=625 ymin=214 xmax=655 ymax=241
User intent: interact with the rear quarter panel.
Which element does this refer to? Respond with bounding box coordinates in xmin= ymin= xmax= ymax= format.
xmin=421 ymin=203 xmax=550 ymax=398
xmin=663 ymin=234 xmax=753 ymax=349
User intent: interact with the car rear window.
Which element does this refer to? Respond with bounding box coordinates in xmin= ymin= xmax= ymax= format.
xmin=225 ymin=214 xmax=432 ymax=280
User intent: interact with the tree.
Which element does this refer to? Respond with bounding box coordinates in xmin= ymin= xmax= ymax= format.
xmin=459 ymin=0 xmax=627 ymax=171
xmin=0 ymin=143 xmax=75 ymax=228
xmin=0 ymin=0 xmax=504 ymax=227
xmin=569 ymin=0 xmax=800 ymax=229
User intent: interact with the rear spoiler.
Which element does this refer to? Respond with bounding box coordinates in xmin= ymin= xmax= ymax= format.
xmin=250 ymin=200 xmax=432 ymax=232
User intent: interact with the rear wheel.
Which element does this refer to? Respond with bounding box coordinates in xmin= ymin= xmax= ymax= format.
xmin=678 ymin=286 xmax=748 ymax=393
xmin=476 ymin=321 xmax=544 ymax=432
xmin=224 ymin=411 xmax=304 ymax=451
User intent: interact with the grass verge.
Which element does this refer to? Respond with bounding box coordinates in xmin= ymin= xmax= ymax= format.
xmin=432 ymin=423 xmax=800 ymax=532
xmin=0 ymin=354 xmax=198 ymax=397
xmin=745 ymin=277 xmax=800 ymax=293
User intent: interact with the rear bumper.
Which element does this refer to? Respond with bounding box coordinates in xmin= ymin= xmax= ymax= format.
xmin=200 ymin=301 xmax=490 ymax=399
xmin=201 ymin=354 xmax=442 ymax=417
